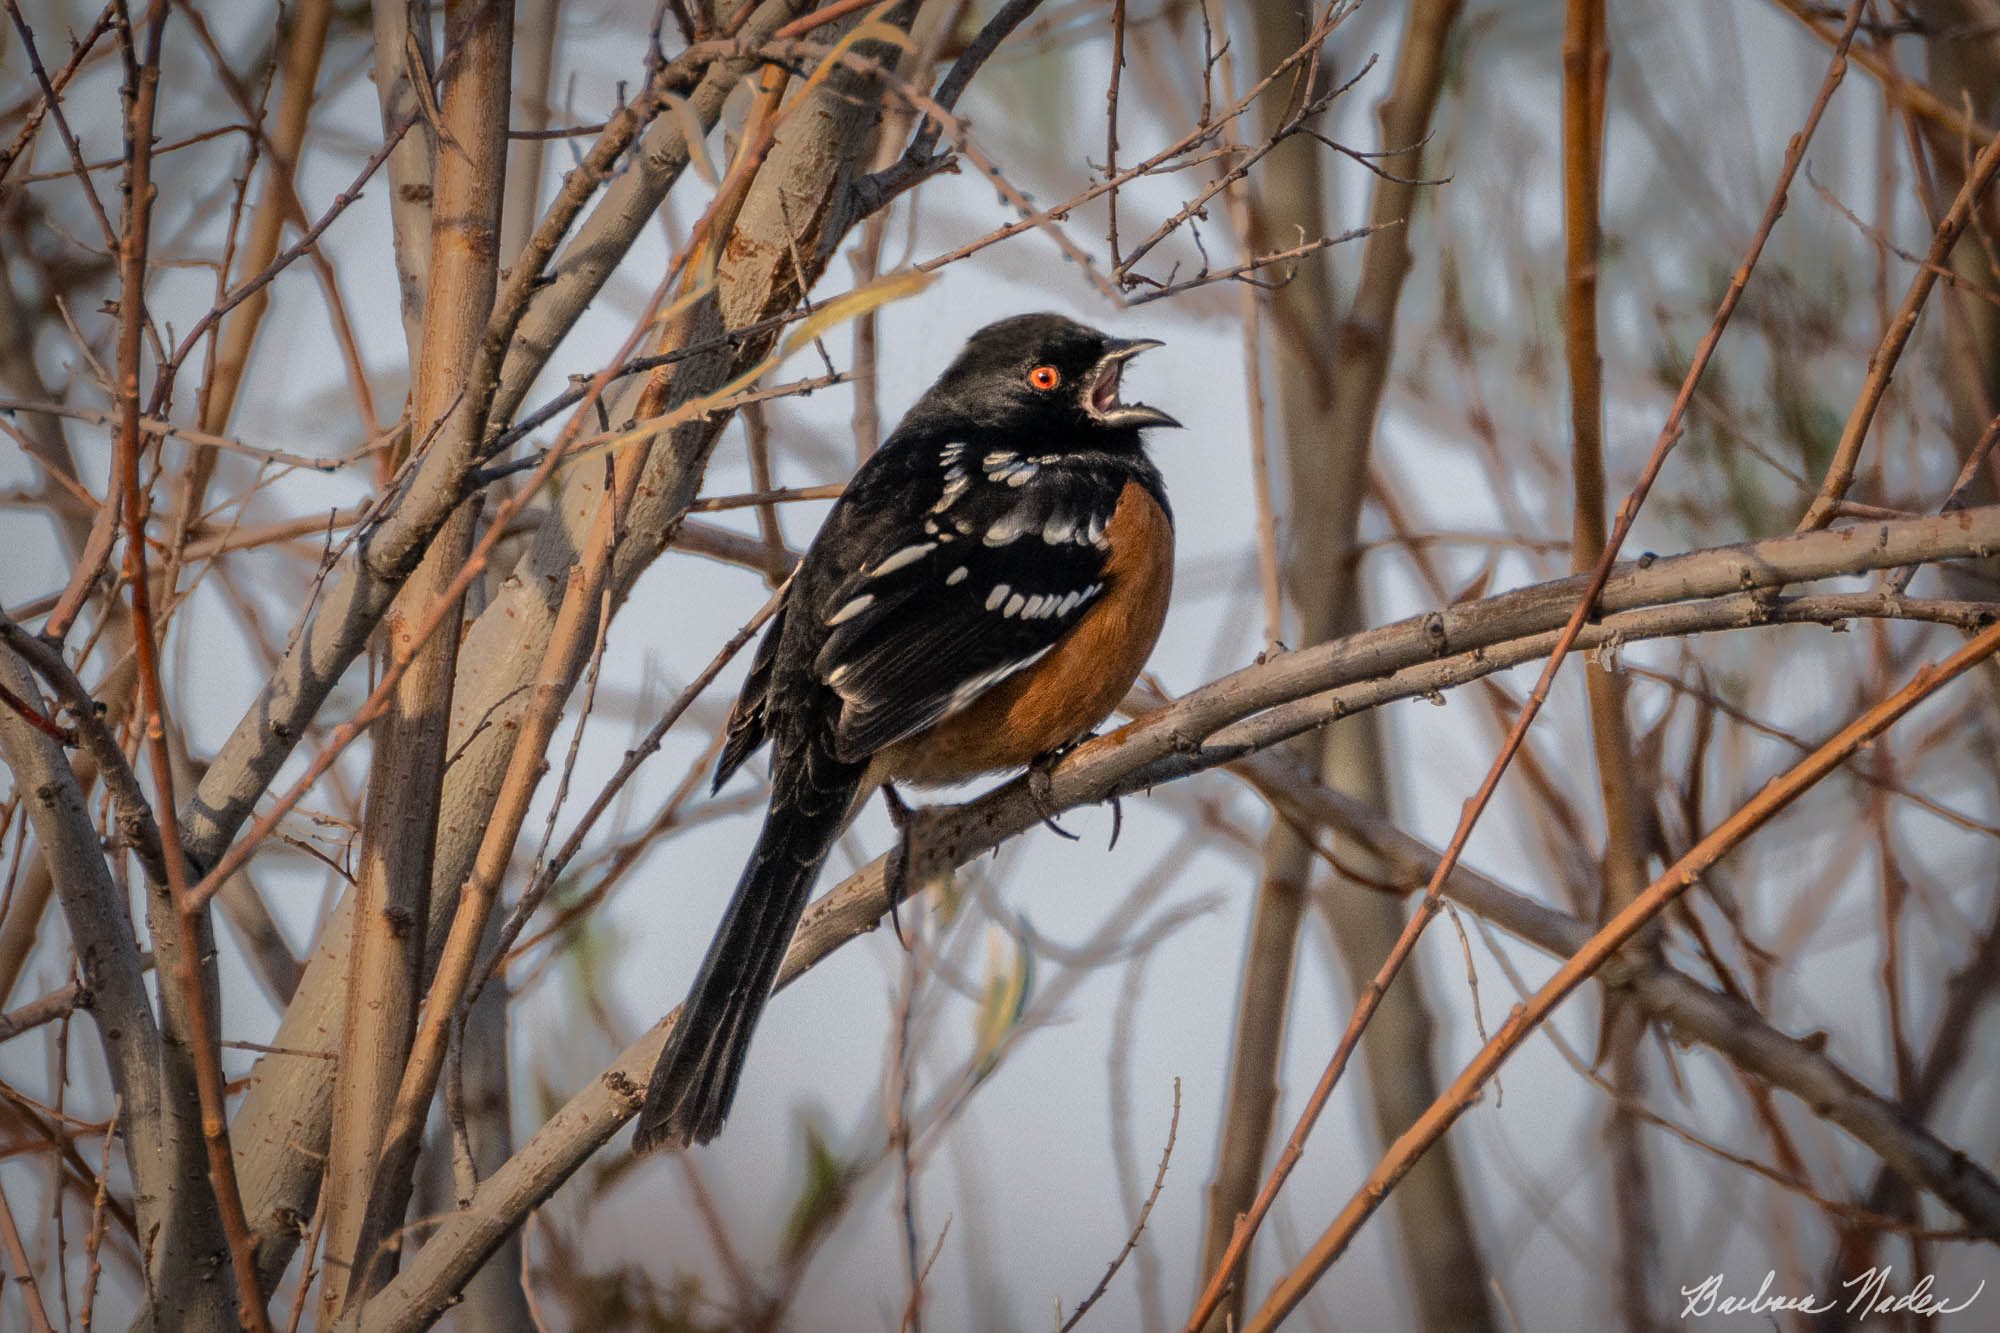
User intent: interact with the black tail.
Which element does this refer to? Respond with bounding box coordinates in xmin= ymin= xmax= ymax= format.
xmin=633 ymin=743 xmax=861 ymax=1150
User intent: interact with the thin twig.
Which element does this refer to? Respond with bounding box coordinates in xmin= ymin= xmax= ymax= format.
xmin=0 ymin=2 xmax=117 ymax=187
xmin=0 ymin=680 xmax=71 ymax=747
xmin=1798 ymin=108 xmax=2000 ymax=528
xmin=362 ymin=515 xmax=2000 ymax=1326
xmin=484 ymin=583 xmax=788 ymax=992
xmin=1 ymin=0 xmax=119 ymax=250
xmin=1887 ymin=401 xmax=2000 ymax=594
xmin=110 ymin=2 xmax=269 ymax=1323
xmin=77 ymin=1098 xmax=118 ymax=1332
xmin=1060 ymin=1078 xmax=1179 ymax=1331
xmin=1244 ymin=613 xmax=2000 ymax=1328
xmin=0 ymin=1170 xmax=55 ymax=1333
xmin=690 ymin=481 xmax=846 ymax=512
xmin=1104 ymin=0 xmax=1128 ymax=267
xmin=0 ymin=399 xmax=354 ymax=472
xmin=1124 ymin=225 xmax=1390 ymax=305
xmin=154 ymin=107 xmax=419 ymax=400
xmin=0 ymin=981 xmax=88 ymax=1044
xmin=892 ymin=935 xmax=925 ymax=1333
xmin=282 ymin=1188 xmax=329 ymax=1333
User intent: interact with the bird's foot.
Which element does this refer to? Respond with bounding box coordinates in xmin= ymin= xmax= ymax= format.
xmin=881 ymin=783 xmax=916 ymax=949
xmin=1026 ymin=747 xmax=1081 ymax=841
xmin=1029 ymin=736 xmax=1126 ymax=848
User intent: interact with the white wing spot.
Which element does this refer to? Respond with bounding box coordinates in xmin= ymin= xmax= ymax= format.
xmin=946 ymin=566 xmax=970 ymax=586
xmin=1042 ymin=516 xmax=1075 ymax=545
xmin=869 ymin=543 xmax=935 ymax=577
xmin=1003 ymin=593 xmax=1026 ymax=618
xmin=985 ymin=583 xmax=1010 ymax=612
xmin=1087 ymin=513 xmax=1109 ymax=547
xmin=983 ymin=510 xmax=1034 ymax=545
xmin=930 ymin=475 xmax=970 ymax=513
xmin=985 ymin=453 xmax=1040 ymax=485
xmin=945 ymin=646 xmax=1053 ymax=712
xmin=827 ymin=594 xmax=875 ymax=626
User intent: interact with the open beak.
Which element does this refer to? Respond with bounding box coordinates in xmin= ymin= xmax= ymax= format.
xmin=1086 ymin=337 xmax=1180 ymax=429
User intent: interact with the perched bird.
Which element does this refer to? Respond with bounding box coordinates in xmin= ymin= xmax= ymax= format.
xmin=633 ymin=312 xmax=1180 ymax=1150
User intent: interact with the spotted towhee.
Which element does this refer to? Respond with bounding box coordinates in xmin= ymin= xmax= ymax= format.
xmin=633 ymin=313 xmax=1180 ymax=1150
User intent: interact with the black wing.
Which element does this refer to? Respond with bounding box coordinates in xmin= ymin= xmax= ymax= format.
xmin=712 ymin=594 xmax=789 ymax=791
xmin=812 ymin=440 xmax=1129 ymax=763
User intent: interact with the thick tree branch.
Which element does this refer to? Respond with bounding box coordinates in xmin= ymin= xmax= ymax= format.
xmin=172 ymin=0 xmax=805 ymax=884
xmin=1248 ymin=615 xmax=2000 ymax=1328
xmin=1201 ymin=3 xmax=1485 ymax=1330
xmin=234 ymin=1 xmax=919 ymax=1288
xmin=321 ymin=0 xmax=514 ymax=1315
xmin=363 ymin=514 xmax=2000 ymax=1324
xmin=0 ymin=649 xmax=177 ymax=1318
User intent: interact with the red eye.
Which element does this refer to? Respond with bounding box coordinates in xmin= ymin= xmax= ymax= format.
xmin=1027 ymin=365 xmax=1061 ymax=391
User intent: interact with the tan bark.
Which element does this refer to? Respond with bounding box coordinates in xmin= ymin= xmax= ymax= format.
xmin=1199 ymin=4 xmax=1492 ymax=1329
xmin=320 ymin=0 xmax=512 ymax=1314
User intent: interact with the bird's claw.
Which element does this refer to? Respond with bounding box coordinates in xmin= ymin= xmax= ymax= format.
xmin=1026 ymin=753 xmax=1080 ymax=840
xmin=881 ymin=783 xmax=916 ymax=949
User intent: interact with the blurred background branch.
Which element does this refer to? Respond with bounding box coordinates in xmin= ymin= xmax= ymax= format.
xmin=3 ymin=1 xmax=2000 ymax=1329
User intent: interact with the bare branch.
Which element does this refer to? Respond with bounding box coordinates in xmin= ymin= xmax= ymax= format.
xmin=363 ymin=509 xmax=2000 ymax=1324
xmin=1247 ymin=616 xmax=2000 ymax=1328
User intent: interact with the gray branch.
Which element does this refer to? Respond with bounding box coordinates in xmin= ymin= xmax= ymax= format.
xmin=233 ymin=0 xmax=912 ymax=1288
xmin=0 ymin=648 xmax=229 ymax=1327
xmin=360 ymin=523 xmax=2000 ymax=1323
xmin=1238 ymin=745 xmax=2000 ymax=1240
xmin=175 ymin=0 xmax=805 ymax=879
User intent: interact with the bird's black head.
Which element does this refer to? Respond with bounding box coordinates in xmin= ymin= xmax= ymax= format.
xmin=904 ymin=312 xmax=1180 ymax=441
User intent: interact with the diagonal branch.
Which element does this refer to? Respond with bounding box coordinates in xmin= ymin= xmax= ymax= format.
xmin=1191 ymin=8 xmax=1871 ymax=1319
xmin=1231 ymin=731 xmax=2000 ymax=1274
xmin=109 ymin=2 xmax=265 ymax=1323
xmin=361 ymin=517 xmax=2000 ymax=1327
xmin=1245 ymin=614 xmax=2000 ymax=1328
xmin=231 ymin=1 xmax=923 ymax=1289
xmin=1798 ymin=111 xmax=2000 ymax=529
xmin=0 ymin=650 xmax=171 ymax=1311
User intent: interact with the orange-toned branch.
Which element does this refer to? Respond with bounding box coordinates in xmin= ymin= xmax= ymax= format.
xmin=1186 ymin=7 xmax=1869 ymax=1326
xmin=1244 ymin=612 xmax=2000 ymax=1329
xmin=1798 ymin=116 xmax=2000 ymax=528
xmin=109 ymin=2 xmax=268 ymax=1326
